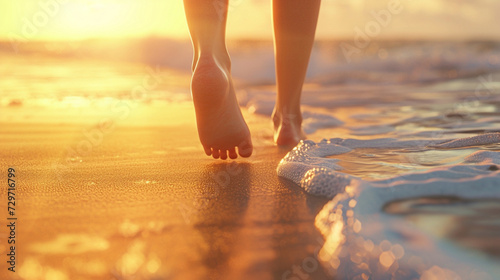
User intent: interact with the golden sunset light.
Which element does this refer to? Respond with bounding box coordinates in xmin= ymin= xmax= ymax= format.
xmin=1 ymin=0 xmax=188 ymax=40
xmin=2 ymin=0 xmax=500 ymax=279
xmin=1 ymin=0 xmax=500 ymax=41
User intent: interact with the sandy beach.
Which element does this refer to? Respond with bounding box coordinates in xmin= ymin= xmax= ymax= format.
xmin=0 ymin=102 xmax=332 ymax=280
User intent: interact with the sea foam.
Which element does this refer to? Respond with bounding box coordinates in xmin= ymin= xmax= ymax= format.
xmin=277 ymin=134 xmax=500 ymax=280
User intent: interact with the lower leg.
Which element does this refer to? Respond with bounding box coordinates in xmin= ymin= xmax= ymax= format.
xmin=272 ymin=0 xmax=321 ymax=145
xmin=183 ymin=0 xmax=230 ymax=71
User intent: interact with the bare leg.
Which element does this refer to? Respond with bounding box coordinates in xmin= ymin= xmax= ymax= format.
xmin=184 ymin=0 xmax=252 ymax=159
xmin=272 ymin=0 xmax=321 ymax=146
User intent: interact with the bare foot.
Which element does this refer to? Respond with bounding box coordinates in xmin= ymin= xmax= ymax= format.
xmin=191 ymin=56 xmax=253 ymax=159
xmin=272 ymin=110 xmax=306 ymax=146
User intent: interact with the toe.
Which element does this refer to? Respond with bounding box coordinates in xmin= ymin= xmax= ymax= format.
xmin=228 ymin=148 xmax=237 ymax=159
xmin=204 ymin=146 xmax=212 ymax=156
xmin=220 ymin=149 xmax=228 ymax=160
xmin=212 ymin=149 xmax=220 ymax=159
xmin=238 ymin=140 xmax=253 ymax=158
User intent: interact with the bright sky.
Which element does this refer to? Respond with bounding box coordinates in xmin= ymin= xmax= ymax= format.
xmin=1 ymin=0 xmax=499 ymax=41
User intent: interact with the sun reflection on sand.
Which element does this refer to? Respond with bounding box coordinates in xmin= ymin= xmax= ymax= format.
xmin=30 ymin=234 xmax=109 ymax=254
xmin=116 ymin=240 xmax=146 ymax=276
xmin=19 ymin=258 xmax=68 ymax=280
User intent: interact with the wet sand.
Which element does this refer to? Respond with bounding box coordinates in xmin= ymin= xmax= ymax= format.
xmin=0 ymin=104 xmax=330 ymax=280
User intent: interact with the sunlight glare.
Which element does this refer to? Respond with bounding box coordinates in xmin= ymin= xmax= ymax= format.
xmin=52 ymin=0 xmax=186 ymax=39
xmin=1 ymin=0 xmax=188 ymax=40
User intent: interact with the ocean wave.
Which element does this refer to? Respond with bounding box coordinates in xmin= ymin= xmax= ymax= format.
xmin=277 ymin=135 xmax=500 ymax=279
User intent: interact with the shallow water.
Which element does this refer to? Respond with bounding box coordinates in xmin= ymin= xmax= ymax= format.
xmin=385 ymin=197 xmax=500 ymax=259
xmin=277 ymin=138 xmax=500 ymax=279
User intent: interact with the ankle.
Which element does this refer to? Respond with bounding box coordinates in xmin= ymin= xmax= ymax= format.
xmin=272 ymin=108 xmax=302 ymax=126
xmin=193 ymin=51 xmax=231 ymax=73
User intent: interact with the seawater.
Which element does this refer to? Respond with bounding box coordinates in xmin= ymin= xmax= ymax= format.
xmin=277 ymin=136 xmax=500 ymax=279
